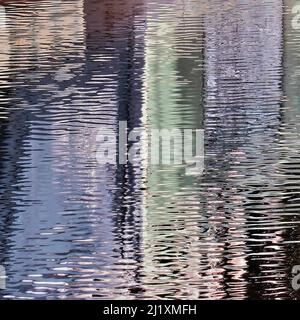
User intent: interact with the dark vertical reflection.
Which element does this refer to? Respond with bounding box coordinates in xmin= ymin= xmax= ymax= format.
xmin=83 ymin=0 xmax=146 ymax=298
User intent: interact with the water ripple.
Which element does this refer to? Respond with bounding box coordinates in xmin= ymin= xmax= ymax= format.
xmin=0 ymin=0 xmax=299 ymax=300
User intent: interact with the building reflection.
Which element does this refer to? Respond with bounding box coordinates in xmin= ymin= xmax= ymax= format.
xmin=0 ymin=0 xmax=299 ymax=300
xmin=139 ymin=0 xmax=205 ymax=299
xmin=139 ymin=0 xmax=291 ymax=299
xmin=0 ymin=0 xmax=146 ymax=299
xmin=83 ymin=0 xmax=146 ymax=298
xmin=203 ymin=0 xmax=285 ymax=299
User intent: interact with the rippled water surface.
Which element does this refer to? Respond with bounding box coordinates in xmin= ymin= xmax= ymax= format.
xmin=0 ymin=0 xmax=300 ymax=299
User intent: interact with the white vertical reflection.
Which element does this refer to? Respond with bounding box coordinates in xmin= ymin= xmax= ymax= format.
xmin=204 ymin=0 xmax=284 ymax=299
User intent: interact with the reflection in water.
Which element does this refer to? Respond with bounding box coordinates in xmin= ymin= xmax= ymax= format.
xmin=140 ymin=0 xmax=205 ymax=299
xmin=0 ymin=0 xmax=299 ymax=299
xmin=204 ymin=0 xmax=285 ymax=299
